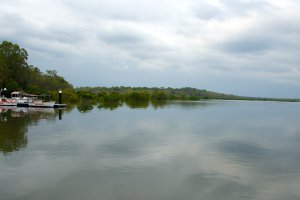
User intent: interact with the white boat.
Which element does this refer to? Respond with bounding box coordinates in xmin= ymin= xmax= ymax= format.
xmin=0 ymin=98 xmax=17 ymax=106
xmin=11 ymin=91 xmax=56 ymax=108
xmin=11 ymin=91 xmax=32 ymax=107
xmin=28 ymin=100 xmax=56 ymax=108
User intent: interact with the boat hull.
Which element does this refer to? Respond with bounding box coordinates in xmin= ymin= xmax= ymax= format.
xmin=0 ymin=98 xmax=17 ymax=106
xmin=17 ymin=101 xmax=55 ymax=108
xmin=17 ymin=102 xmax=29 ymax=107
xmin=0 ymin=103 xmax=17 ymax=106
xmin=28 ymin=101 xmax=56 ymax=108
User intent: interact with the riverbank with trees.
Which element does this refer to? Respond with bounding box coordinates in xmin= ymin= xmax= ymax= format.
xmin=1 ymin=41 xmax=299 ymax=107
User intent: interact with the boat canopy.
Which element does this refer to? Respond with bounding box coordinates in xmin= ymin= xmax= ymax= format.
xmin=11 ymin=91 xmax=33 ymax=95
xmin=11 ymin=91 xmax=32 ymax=98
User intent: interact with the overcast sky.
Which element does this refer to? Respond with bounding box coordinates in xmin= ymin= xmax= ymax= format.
xmin=1 ymin=0 xmax=300 ymax=98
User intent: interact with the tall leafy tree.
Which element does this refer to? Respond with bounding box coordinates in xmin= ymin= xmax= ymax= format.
xmin=0 ymin=41 xmax=73 ymax=94
xmin=0 ymin=41 xmax=29 ymax=89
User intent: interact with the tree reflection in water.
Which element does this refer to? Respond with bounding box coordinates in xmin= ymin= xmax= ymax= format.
xmin=0 ymin=107 xmax=56 ymax=155
xmin=77 ymin=103 xmax=95 ymax=112
xmin=125 ymin=100 xmax=149 ymax=109
xmin=151 ymin=100 xmax=168 ymax=109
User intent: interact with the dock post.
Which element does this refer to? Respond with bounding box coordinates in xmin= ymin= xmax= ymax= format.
xmin=59 ymin=90 xmax=62 ymax=104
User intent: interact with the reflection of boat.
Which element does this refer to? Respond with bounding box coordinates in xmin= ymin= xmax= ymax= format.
xmin=0 ymin=106 xmax=55 ymax=117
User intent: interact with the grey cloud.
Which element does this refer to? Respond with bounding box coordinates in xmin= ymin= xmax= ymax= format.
xmin=191 ymin=2 xmax=223 ymax=20
xmin=221 ymin=35 xmax=273 ymax=53
xmin=192 ymin=0 xmax=272 ymax=20
xmin=0 ymin=13 xmax=29 ymax=42
xmin=63 ymin=0 xmax=176 ymax=22
xmin=99 ymin=31 xmax=146 ymax=46
xmin=129 ymin=43 xmax=175 ymax=60
xmin=219 ymin=15 xmax=300 ymax=54
xmin=221 ymin=0 xmax=272 ymax=15
xmin=42 ymin=25 xmax=86 ymax=45
xmin=97 ymin=28 xmax=175 ymax=61
xmin=0 ymin=12 xmax=85 ymax=58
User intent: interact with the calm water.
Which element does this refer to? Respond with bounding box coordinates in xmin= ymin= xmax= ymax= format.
xmin=1 ymin=100 xmax=300 ymax=200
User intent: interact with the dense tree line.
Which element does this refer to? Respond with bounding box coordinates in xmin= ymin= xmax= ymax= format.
xmin=76 ymin=86 xmax=246 ymax=101
xmin=76 ymin=86 xmax=300 ymax=107
xmin=0 ymin=41 xmax=72 ymax=95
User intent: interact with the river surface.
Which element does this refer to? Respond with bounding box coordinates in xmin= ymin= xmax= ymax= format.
xmin=1 ymin=100 xmax=300 ymax=200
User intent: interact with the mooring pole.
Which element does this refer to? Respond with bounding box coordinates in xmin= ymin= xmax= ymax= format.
xmin=59 ymin=90 xmax=62 ymax=104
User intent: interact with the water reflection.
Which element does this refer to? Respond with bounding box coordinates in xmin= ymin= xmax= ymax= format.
xmin=218 ymin=140 xmax=271 ymax=162
xmin=98 ymin=101 xmax=122 ymax=110
xmin=167 ymin=100 xmax=220 ymax=109
xmin=125 ymin=100 xmax=149 ymax=109
xmin=0 ymin=101 xmax=217 ymax=155
xmin=58 ymin=109 xmax=62 ymax=120
xmin=96 ymin=100 xmax=219 ymax=110
xmin=0 ymin=106 xmax=58 ymax=155
xmin=77 ymin=103 xmax=94 ymax=112
xmin=151 ymin=100 xmax=168 ymax=109
xmin=1 ymin=101 xmax=300 ymax=200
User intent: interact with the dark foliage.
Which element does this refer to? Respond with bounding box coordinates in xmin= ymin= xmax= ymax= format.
xmin=0 ymin=41 xmax=73 ymax=95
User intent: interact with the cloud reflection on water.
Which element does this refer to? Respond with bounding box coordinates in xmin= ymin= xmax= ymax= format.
xmin=1 ymin=101 xmax=300 ymax=200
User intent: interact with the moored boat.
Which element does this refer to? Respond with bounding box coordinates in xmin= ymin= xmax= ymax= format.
xmin=29 ymin=100 xmax=56 ymax=108
xmin=1 ymin=91 xmax=59 ymax=108
xmin=12 ymin=91 xmax=33 ymax=107
xmin=0 ymin=98 xmax=17 ymax=106
xmin=11 ymin=91 xmax=56 ymax=108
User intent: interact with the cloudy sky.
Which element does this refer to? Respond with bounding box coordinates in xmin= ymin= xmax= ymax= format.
xmin=1 ymin=0 xmax=300 ymax=98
